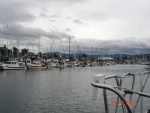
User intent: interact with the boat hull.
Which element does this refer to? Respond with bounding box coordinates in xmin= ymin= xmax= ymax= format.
xmin=27 ymin=65 xmax=47 ymax=69
xmin=0 ymin=66 xmax=27 ymax=70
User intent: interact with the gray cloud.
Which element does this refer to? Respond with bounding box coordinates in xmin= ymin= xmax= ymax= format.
xmin=73 ymin=38 xmax=150 ymax=55
xmin=39 ymin=13 xmax=49 ymax=18
xmin=48 ymin=20 xmax=56 ymax=22
xmin=0 ymin=24 xmax=71 ymax=41
xmin=0 ymin=23 xmax=149 ymax=54
xmin=0 ymin=0 xmax=150 ymax=54
xmin=73 ymin=19 xmax=85 ymax=24
xmin=39 ymin=0 xmax=87 ymax=5
xmin=49 ymin=15 xmax=60 ymax=18
xmin=65 ymin=28 xmax=71 ymax=32
xmin=0 ymin=1 xmax=35 ymax=24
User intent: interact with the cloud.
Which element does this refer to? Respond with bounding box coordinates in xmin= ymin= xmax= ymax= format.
xmin=65 ymin=28 xmax=71 ymax=32
xmin=74 ymin=38 xmax=150 ymax=55
xmin=0 ymin=0 xmax=150 ymax=54
xmin=49 ymin=15 xmax=60 ymax=18
xmin=48 ymin=20 xmax=56 ymax=22
xmin=0 ymin=1 xmax=35 ymax=24
xmin=39 ymin=13 xmax=49 ymax=18
xmin=73 ymin=19 xmax=85 ymax=24
xmin=0 ymin=24 xmax=71 ymax=41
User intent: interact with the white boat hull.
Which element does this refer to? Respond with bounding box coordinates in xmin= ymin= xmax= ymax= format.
xmin=0 ymin=61 xmax=27 ymax=70
xmin=27 ymin=65 xmax=47 ymax=69
xmin=0 ymin=66 xmax=27 ymax=70
xmin=26 ymin=59 xmax=48 ymax=69
xmin=0 ymin=65 xmax=27 ymax=70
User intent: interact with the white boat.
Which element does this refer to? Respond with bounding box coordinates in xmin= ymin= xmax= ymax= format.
xmin=26 ymin=59 xmax=47 ymax=69
xmin=48 ymin=59 xmax=59 ymax=68
xmin=79 ymin=61 xmax=91 ymax=67
xmin=97 ymin=57 xmax=115 ymax=66
xmin=90 ymin=61 xmax=98 ymax=66
xmin=145 ymin=66 xmax=150 ymax=70
xmin=0 ymin=61 xmax=27 ymax=70
xmin=145 ymin=60 xmax=150 ymax=65
xmin=63 ymin=59 xmax=72 ymax=67
xmin=142 ymin=60 xmax=150 ymax=70
xmin=73 ymin=62 xmax=80 ymax=67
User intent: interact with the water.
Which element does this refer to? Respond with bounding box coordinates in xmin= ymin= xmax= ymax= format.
xmin=0 ymin=65 xmax=149 ymax=113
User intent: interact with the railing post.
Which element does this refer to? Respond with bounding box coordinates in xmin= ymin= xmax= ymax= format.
xmin=103 ymin=89 xmax=109 ymax=113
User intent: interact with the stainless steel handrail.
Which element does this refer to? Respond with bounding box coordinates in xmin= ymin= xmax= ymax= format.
xmin=91 ymin=82 xmax=133 ymax=113
xmin=133 ymin=71 xmax=150 ymax=113
xmin=92 ymin=72 xmax=150 ymax=113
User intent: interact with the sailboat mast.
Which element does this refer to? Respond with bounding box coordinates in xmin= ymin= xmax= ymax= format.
xmin=17 ymin=39 xmax=19 ymax=59
xmin=60 ymin=38 xmax=61 ymax=58
xmin=69 ymin=36 xmax=70 ymax=60
xmin=51 ymin=43 xmax=54 ymax=59
xmin=38 ymin=33 xmax=41 ymax=53
xmin=78 ymin=44 xmax=79 ymax=61
xmin=6 ymin=24 xmax=8 ymax=58
xmin=92 ymin=46 xmax=93 ymax=59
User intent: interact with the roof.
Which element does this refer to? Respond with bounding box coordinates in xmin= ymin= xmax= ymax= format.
xmin=98 ymin=57 xmax=114 ymax=60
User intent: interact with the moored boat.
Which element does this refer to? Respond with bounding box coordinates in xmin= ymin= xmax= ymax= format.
xmin=0 ymin=61 xmax=27 ymax=70
xmin=144 ymin=60 xmax=150 ymax=70
xmin=26 ymin=59 xmax=47 ymax=69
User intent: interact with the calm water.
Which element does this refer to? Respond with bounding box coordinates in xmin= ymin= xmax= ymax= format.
xmin=0 ymin=65 xmax=149 ymax=113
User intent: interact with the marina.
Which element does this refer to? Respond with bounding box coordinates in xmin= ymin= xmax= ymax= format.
xmin=1 ymin=0 xmax=150 ymax=113
xmin=0 ymin=64 xmax=149 ymax=113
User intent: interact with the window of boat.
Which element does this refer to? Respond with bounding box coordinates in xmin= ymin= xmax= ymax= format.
xmin=4 ymin=62 xmax=11 ymax=64
xmin=12 ymin=62 xmax=16 ymax=64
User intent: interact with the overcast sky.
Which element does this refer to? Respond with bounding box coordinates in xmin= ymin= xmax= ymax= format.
xmin=0 ymin=0 xmax=150 ymax=54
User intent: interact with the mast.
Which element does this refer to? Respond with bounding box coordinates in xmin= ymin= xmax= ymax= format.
xmin=78 ymin=44 xmax=79 ymax=61
xmin=17 ymin=39 xmax=19 ymax=59
xmin=0 ymin=46 xmax=1 ymax=58
xmin=69 ymin=36 xmax=70 ymax=60
xmin=51 ymin=43 xmax=54 ymax=59
xmin=12 ymin=48 xmax=14 ymax=60
xmin=75 ymin=40 xmax=79 ymax=61
xmin=60 ymin=38 xmax=62 ymax=58
xmin=92 ymin=46 xmax=93 ymax=59
xmin=95 ymin=47 xmax=97 ymax=59
xmin=52 ymin=40 xmax=55 ymax=59
xmin=38 ymin=33 xmax=41 ymax=53
xmin=6 ymin=24 xmax=8 ymax=58
xmin=62 ymin=44 xmax=65 ymax=58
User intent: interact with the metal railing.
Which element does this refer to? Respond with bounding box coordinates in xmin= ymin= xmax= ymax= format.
xmin=91 ymin=71 xmax=150 ymax=113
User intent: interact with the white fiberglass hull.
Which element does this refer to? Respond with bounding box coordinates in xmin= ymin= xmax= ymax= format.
xmin=0 ymin=61 xmax=27 ymax=70
xmin=27 ymin=65 xmax=47 ymax=69
xmin=0 ymin=66 xmax=27 ymax=70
